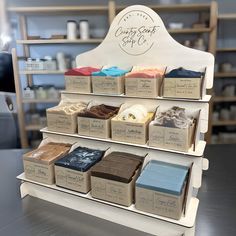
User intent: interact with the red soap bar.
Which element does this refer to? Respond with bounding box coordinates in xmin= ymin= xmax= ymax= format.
xmin=65 ymin=67 xmax=100 ymax=76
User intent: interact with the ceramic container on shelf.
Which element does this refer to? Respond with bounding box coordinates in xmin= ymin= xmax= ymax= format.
xmin=220 ymin=108 xmax=230 ymax=121
xmin=79 ymin=20 xmax=90 ymax=40
xmin=221 ymin=62 xmax=233 ymax=72
xmin=56 ymin=52 xmax=67 ymax=71
xmin=67 ymin=20 xmax=77 ymax=40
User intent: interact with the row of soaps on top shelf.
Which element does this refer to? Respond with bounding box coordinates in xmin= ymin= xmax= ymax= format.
xmin=23 ymin=141 xmax=191 ymax=220
xmin=46 ymin=102 xmax=198 ymax=152
xmin=65 ymin=66 xmax=205 ymax=100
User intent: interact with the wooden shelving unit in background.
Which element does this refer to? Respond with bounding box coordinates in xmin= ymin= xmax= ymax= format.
xmin=10 ymin=1 xmax=218 ymax=148
xmin=208 ymin=13 xmax=236 ymax=144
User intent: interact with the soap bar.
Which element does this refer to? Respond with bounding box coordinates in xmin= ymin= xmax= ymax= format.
xmin=47 ymin=102 xmax=87 ymax=115
xmin=165 ymin=67 xmax=203 ymax=78
xmin=78 ymin=104 xmax=119 ymax=120
xmin=91 ymin=152 xmax=144 ymax=183
xmin=65 ymin=67 xmax=100 ymax=76
xmin=126 ymin=68 xmax=164 ymax=78
xmin=23 ymin=142 xmax=72 ymax=164
xmin=116 ymin=104 xmax=148 ymax=122
xmin=153 ymin=106 xmax=194 ymax=129
xmin=136 ymin=160 xmax=189 ymax=196
xmin=55 ymin=146 xmax=105 ymax=172
xmin=92 ymin=66 xmax=129 ymax=77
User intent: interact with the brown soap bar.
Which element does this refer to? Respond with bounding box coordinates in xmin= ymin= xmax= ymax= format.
xmin=91 ymin=152 xmax=144 ymax=183
xmin=105 ymin=152 xmax=145 ymax=163
xmin=91 ymin=161 xmax=138 ymax=183
xmin=23 ymin=142 xmax=72 ymax=165
xmin=78 ymin=104 xmax=119 ymax=120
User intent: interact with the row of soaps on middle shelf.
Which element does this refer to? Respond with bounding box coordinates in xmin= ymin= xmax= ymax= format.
xmin=64 ymin=66 xmax=206 ymax=100
xmin=46 ymin=102 xmax=199 ymax=152
xmin=23 ymin=141 xmax=191 ymax=220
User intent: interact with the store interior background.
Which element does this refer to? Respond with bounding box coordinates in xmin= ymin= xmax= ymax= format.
xmin=1 ymin=0 xmax=236 ymax=148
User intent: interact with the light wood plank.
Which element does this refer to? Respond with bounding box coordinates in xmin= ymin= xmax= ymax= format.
xmin=168 ymin=28 xmax=211 ymax=34
xmin=25 ymin=124 xmax=44 ymax=131
xmin=22 ymin=99 xmax=60 ymax=104
xmin=212 ymin=120 xmax=236 ymax=126
xmin=117 ymin=3 xmax=211 ymax=12
xmin=11 ymin=48 xmax=29 ymax=148
xmin=20 ymin=70 xmax=65 ymax=75
xmin=215 ymin=72 xmax=236 ymax=78
xmin=8 ymin=5 xmax=108 ymax=14
xmin=218 ymin=14 xmax=236 ymax=20
xmin=213 ymin=96 xmax=236 ymax=102
xmin=16 ymin=39 xmax=103 ymax=44
xmin=217 ymin=48 xmax=236 ymax=52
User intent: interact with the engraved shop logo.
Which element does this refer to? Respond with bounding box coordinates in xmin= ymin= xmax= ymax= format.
xmin=115 ymin=10 xmax=160 ymax=56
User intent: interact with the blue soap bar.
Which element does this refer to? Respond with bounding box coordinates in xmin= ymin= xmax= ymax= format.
xmin=165 ymin=67 xmax=203 ymax=78
xmin=55 ymin=147 xmax=105 ymax=172
xmin=136 ymin=160 xmax=189 ymax=196
xmin=92 ymin=66 xmax=129 ymax=77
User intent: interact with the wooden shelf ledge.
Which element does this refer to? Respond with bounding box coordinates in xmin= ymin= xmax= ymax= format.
xmin=20 ymin=70 xmax=65 ymax=75
xmin=8 ymin=6 xmax=108 ymax=14
xmin=216 ymin=48 xmax=236 ymax=52
xmin=25 ymin=124 xmax=44 ymax=131
xmin=168 ymin=28 xmax=211 ymax=34
xmin=212 ymin=120 xmax=236 ymax=126
xmin=218 ymin=14 xmax=236 ymax=20
xmin=22 ymin=99 xmax=60 ymax=104
xmin=17 ymin=39 xmax=104 ymax=44
xmin=214 ymin=72 xmax=236 ymax=78
xmin=117 ymin=3 xmax=211 ymax=12
xmin=213 ymin=97 xmax=236 ymax=102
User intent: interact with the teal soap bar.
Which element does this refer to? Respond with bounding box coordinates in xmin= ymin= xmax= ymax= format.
xmin=92 ymin=66 xmax=129 ymax=77
xmin=136 ymin=160 xmax=189 ymax=196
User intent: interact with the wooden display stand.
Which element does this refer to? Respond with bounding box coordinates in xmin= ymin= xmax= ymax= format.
xmin=18 ymin=5 xmax=214 ymax=236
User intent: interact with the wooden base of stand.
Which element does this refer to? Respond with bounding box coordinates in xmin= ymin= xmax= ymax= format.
xmin=18 ymin=173 xmax=197 ymax=236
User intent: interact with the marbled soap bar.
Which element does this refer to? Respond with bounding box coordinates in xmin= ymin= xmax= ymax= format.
xmin=136 ymin=160 xmax=189 ymax=195
xmin=55 ymin=146 xmax=105 ymax=172
xmin=23 ymin=142 xmax=72 ymax=164
xmin=78 ymin=104 xmax=119 ymax=120
xmin=153 ymin=106 xmax=194 ymax=129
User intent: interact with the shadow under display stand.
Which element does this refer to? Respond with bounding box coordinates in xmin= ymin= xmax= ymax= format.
xmin=18 ymin=5 xmax=214 ymax=236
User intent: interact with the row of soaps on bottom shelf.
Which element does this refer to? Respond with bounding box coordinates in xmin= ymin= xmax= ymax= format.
xmin=47 ymin=102 xmax=198 ymax=152
xmin=65 ymin=66 xmax=205 ymax=100
xmin=23 ymin=142 xmax=190 ymax=220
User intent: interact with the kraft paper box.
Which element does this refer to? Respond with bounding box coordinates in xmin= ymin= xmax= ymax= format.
xmin=92 ymin=76 xmax=124 ymax=95
xmin=135 ymin=160 xmax=192 ymax=220
xmin=149 ymin=121 xmax=196 ymax=152
xmin=111 ymin=112 xmax=154 ymax=145
xmin=47 ymin=102 xmax=87 ymax=134
xmin=163 ymin=77 xmax=203 ymax=99
xmin=135 ymin=180 xmax=187 ymax=220
xmin=65 ymin=75 xmax=91 ymax=93
xmin=91 ymin=169 xmax=140 ymax=207
xmin=23 ymin=141 xmax=72 ymax=185
xmin=78 ymin=116 xmax=111 ymax=139
xmin=55 ymin=165 xmax=91 ymax=193
xmin=125 ymin=77 xmax=161 ymax=97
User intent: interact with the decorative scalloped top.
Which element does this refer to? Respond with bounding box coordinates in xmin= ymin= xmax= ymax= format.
xmin=76 ymin=5 xmax=214 ymax=89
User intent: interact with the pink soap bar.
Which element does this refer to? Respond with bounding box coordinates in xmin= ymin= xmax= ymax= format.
xmin=65 ymin=67 xmax=100 ymax=76
xmin=125 ymin=69 xmax=164 ymax=78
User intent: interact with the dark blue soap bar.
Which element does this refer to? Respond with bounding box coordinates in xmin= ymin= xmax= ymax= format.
xmin=55 ymin=147 xmax=105 ymax=172
xmin=165 ymin=67 xmax=203 ymax=78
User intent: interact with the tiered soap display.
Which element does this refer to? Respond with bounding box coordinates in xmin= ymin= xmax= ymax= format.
xmin=18 ymin=5 xmax=214 ymax=236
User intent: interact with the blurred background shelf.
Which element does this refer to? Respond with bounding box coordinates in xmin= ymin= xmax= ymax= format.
xmin=16 ymin=39 xmax=104 ymax=44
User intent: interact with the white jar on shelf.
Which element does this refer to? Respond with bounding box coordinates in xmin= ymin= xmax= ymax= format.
xmin=23 ymin=87 xmax=35 ymax=99
xmin=47 ymin=86 xmax=59 ymax=99
xmin=25 ymin=58 xmax=33 ymax=70
xmin=79 ymin=20 xmax=90 ymax=40
xmin=56 ymin=52 xmax=67 ymax=71
xmin=44 ymin=56 xmax=57 ymax=71
xmin=33 ymin=58 xmax=44 ymax=70
xmin=67 ymin=20 xmax=77 ymax=40
xmin=35 ymin=86 xmax=47 ymax=100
